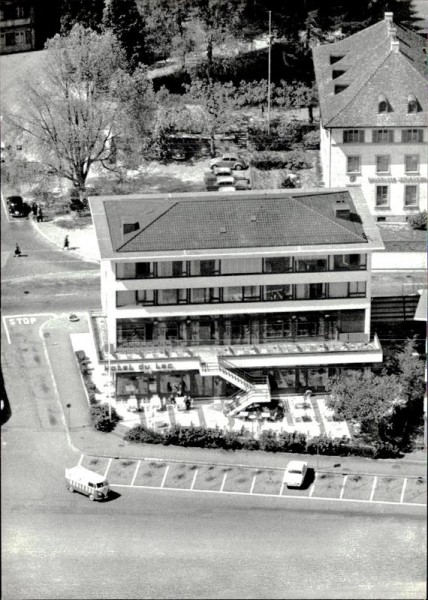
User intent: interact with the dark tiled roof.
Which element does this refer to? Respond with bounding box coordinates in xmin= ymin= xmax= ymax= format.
xmin=104 ymin=191 xmax=368 ymax=253
xmin=313 ymin=17 xmax=427 ymax=127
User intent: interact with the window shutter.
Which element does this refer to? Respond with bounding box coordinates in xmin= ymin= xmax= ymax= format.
xmin=359 ymin=130 xmax=365 ymax=143
xmin=388 ymin=130 xmax=394 ymax=143
xmin=401 ymin=130 xmax=407 ymax=143
xmin=418 ymin=130 xmax=423 ymax=142
xmin=372 ymin=130 xmax=378 ymax=143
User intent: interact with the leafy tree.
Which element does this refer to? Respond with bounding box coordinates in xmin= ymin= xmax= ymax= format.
xmin=185 ymin=77 xmax=238 ymax=155
xmin=291 ymin=81 xmax=318 ymax=123
xmin=103 ymin=0 xmax=152 ymax=70
xmin=326 ymin=370 xmax=401 ymax=442
xmin=6 ymin=26 xmax=155 ymax=200
xmin=60 ymin=0 xmax=104 ymax=33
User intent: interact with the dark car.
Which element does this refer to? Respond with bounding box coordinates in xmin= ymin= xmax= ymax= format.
xmin=6 ymin=196 xmax=31 ymax=218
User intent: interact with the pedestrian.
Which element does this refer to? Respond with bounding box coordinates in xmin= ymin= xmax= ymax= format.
xmin=63 ymin=235 xmax=70 ymax=250
xmin=37 ymin=208 xmax=44 ymax=222
xmin=32 ymin=202 xmax=37 ymax=216
xmin=14 ymin=243 xmax=21 ymax=258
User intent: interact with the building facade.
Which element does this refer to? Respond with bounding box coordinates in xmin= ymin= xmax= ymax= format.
xmin=90 ymin=189 xmax=383 ymax=411
xmin=0 ymin=0 xmax=35 ymax=54
xmin=313 ymin=12 xmax=427 ymax=222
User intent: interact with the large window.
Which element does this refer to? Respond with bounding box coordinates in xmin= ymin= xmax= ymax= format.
xmin=347 ymin=156 xmax=361 ymax=173
xmin=263 ymin=257 xmax=292 ymax=273
xmin=223 ymin=287 xmax=243 ymax=302
xmin=265 ymin=285 xmax=292 ymax=301
xmin=372 ymin=129 xmax=394 ymax=143
xmin=190 ymin=260 xmax=220 ymax=276
xmin=333 ymin=254 xmax=366 ymax=270
xmin=295 ymin=256 xmax=328 ymax=272
xmin=375 ymin=185 xmax=389 ymax=207
xmin=404 ymin=185 xmax=418 ymax=207
xmin=405 ymin=155 xmax=419 ymax=173
xmin=401 ymin=129 xmax=423 ymax=143
xmin=242 ymin=286 xmax=260 ymax=301
xmin=349 ymin=282 xmax=366 ymax=297
xmin=343 ymin=130 xmax=365 ymax=143
xmin=376 ymin=155 xmax=390 ymax=174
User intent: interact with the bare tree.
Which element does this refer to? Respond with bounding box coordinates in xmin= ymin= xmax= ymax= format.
xmin=6 ymin=25 xmax=153 ymax=200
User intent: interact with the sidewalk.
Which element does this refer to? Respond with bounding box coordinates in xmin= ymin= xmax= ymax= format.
xmin=45 ymin=315 xmax=427 ymax=478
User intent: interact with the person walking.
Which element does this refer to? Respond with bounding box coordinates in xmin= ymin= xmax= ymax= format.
xmin=14 ymin=243 xmax=22 ymax=257
xmin=37 ymin=208 xmax=44 ymax=222
xmin=63 ymin=235 xmax=70 ymax=250
xmin=31 ymin=202 xmax=38 ymax=216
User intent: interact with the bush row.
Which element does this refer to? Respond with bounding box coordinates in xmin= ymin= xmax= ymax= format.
xmin=75 ymin=350 xmax=120 ymax=432
xmin=123 ymin=424 xmax=401 ymax=458
xmin=251 ymin=150 xmax=313 ymax=171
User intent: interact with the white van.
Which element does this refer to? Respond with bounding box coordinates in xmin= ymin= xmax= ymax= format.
xmin=65 ymin=466 xmax=109 ymax=501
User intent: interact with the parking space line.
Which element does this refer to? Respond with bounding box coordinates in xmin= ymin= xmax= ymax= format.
xmin=220 ymin=473 xmax=228 ymax=492
xmin=190 ymin=469 xmax=198 ymax=490
xmin=339 ymin=474 xmax=348 ymax=500
xmin=309 ymin=473 xmax=317 ymax=497
xmin=1 ymin=316 xmax=11 ymax=344
xmin=77 ymin=454 xmax=84 ymax=467
xmin=104 ymin=458 xmax=112 ymax=479
xmin=160 ymin=465 xmax=170 ymax=488
xmin=108 ymin=483 xmax=426 ymax=507
xmin=131 ymin=461 xmax=141 ymax=486
xmin=279 ymin=470 xmax=286 ymax=496
xmin=369 ymin=476 xmax=378 ymax=501
xmin=400 ymin=478 xmax=408 ymax=504
xmin=250 ymin=475 xmax=257 ymax=494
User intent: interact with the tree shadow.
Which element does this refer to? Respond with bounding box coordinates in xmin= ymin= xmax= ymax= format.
xmin=0 ymin=365 xmax=12 ymax=426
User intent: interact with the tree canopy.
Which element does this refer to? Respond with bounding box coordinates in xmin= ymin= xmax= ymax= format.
xmin=7 ymin=25 xmax=155 ymax=195
xmin=60 ymin=0 xmax=104 ymax=34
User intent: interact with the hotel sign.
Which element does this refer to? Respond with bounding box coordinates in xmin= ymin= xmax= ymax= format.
xmin=368 ymin=177 xmax=427 ymax=183
xmin=105 ymin=363 xmax=175 ymax=372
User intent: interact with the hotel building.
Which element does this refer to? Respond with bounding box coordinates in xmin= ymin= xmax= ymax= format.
xmin=313 ymin=12 xmax=427 ymax=221
xmin=90 ymin=188 xmax=383 ymax=415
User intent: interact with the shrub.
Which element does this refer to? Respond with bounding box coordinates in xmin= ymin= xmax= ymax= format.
xmin=407 ymin=211 xmax=427 ymax=231
xmin=90 ymin=403 xmax=120 ymax=432
xmin=251 ymin=150 xmax=312 ymax=171
xmin=124 ymin=425 xmax=164 ymax=444
xmin=303 ymin=130 xmax=320 ymax=149
xmin=276 ymin=120 xmax=306 ymax=146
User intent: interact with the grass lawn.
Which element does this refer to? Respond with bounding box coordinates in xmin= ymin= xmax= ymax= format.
xmin=222 ymin=466 xmax=256 ymax=493
xmin=312 ymin=473 xmax=344 ymax=499
xmin=252 ymin=469 xmax=283 ymax=495
xmin=107 ymin=459 xmax=137 ymax=484
xmin=193 ymin=464 xmax=227 ymax=491
xmin=81 ymin=456 xmax=110 ymax=477
xmin=402 ymin=477 xmax=426 ymax=505
xmin=164 ymin=463 xmax=197 ymax=490
xmin=133 ymin=460 xmax=168 ymax=487
xmin=372 ymin=476 xmax=403 ymax=503
xmin=342 ymin=474 xmax=374 ymax=501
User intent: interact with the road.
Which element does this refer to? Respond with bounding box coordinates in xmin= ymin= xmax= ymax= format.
xmin=1 ymin=210 xmax=100 ymax=314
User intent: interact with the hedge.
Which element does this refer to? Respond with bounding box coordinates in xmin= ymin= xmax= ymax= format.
xmin=123 ymin=424 xmax=401 ymax=458
xmin=251 ymin=150 xmax=312 ymax=171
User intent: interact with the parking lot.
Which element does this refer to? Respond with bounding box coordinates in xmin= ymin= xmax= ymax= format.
xmin=76 ymin=454 xmax=427 ymax=507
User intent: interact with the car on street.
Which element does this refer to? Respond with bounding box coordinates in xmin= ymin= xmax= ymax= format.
xmin=6 ymin=195 xmax=31 ymax=218
xmin=283 ymin=460 xmax=308 ymax=488
xmin=210 ymin=153 xmax=249 ymax=171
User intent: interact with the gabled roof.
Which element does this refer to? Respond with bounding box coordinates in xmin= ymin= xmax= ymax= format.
xmin=89 ymin=188 xmax=384 ymax=259
xmin=313 ymin=15 xmax=427 ymax=127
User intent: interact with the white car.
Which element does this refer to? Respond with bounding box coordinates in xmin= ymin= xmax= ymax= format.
xmin=217 ymin=175 xmax=236 ymax=192
xmin=283 ymin=460 xmax=308 ymax=488
xmin=210 ymin=153 xmax=249 ymax=171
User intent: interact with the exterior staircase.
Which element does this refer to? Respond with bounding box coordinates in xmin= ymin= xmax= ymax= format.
xmin=199 ymin=357 xmax=270 ymax=416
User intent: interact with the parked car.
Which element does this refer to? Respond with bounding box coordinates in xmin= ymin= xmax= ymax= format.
xmin=215 ymin=166 xmax=233 ymax=177
xmin=210 ymin=153 xmax=249 ymax=171
xmin=217 ymin=175 xmax=236 ymax=192
xmin=283 ymin=460 xmax=308 ymax=488
xmin=6 ymin=195 xmax=30 ymax=218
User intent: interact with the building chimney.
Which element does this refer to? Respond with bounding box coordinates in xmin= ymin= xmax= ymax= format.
xmin=388 ymin=24 xmax=397 ymax=39
xmin=391 ymin=40 xmax=400 ymax=53
xmin=384 ymin=12 xmax=393 ymax=24
xmin=334 ymin=199 xmax=351 ymax=220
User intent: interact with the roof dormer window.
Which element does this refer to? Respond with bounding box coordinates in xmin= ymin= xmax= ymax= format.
xmin=378 ymin=94 xmax=390 ymax=113
xmin=332 ymin=69 xmax=346 ymax=79
xmin=330 ymin=55 xmax=344 ymax=64
xmin=407 ymin=94 xmax=419 ymax=113
xmin=334 ymin=84 xmax=348 ymax=94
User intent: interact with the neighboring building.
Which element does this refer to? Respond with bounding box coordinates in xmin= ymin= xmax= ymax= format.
xmin=0 ymin=0 xmax=35 ymax=54
xmin=313 ymin=12 xmax=427 ymax=222
xmin=90 ymin=188 xmax=383 ymax=414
